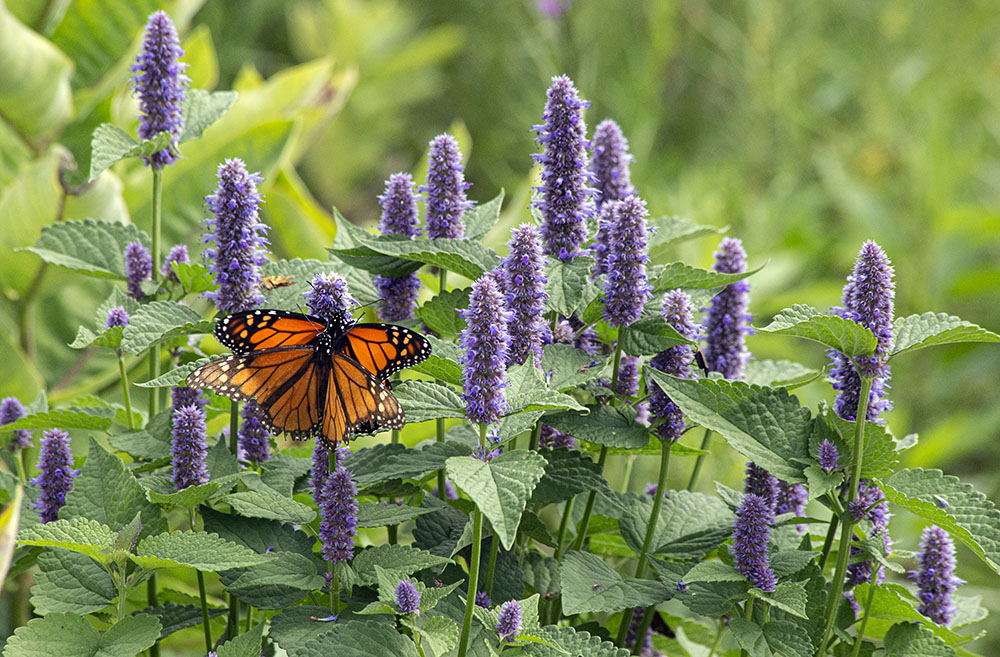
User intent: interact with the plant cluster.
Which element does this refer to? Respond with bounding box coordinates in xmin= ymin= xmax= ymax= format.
xmin=1 ymin=11 xmax=999 ymax=657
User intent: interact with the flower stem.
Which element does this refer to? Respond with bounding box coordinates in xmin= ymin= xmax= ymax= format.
xmin=528 ymin=420 xmax=541 ymax=451
xmin=147 ymin=573 xmax=160 ymax=657
xmin=851 ymin=572 xmax=880 ymax=657
xmin=685 ymin=427 xmax=713 ymax=490
xmin=616 ymin=439 xmax=671 ymax=646
xmin=229 ymin=400 xmax=239 ymax=455
xmin=118 ymin=353 xmax=136 ymax=430
xmin=553 ymin=497 xmax=575 ymax=560
xmin=13 ymin=450 xmax=26 ymax=486
xmin=740 ymin=598 xmax=755 ymax=657
xmin=815 ymin=376 xmax=874 ymax=657
xmin=818 ymin=509 xmax=840 ymax=570
xmin=456 ymin=426 xmax=487 ymax=657
xmin=484 ymin=532 xmax=500 ymax=597
xmin=436 ymin=418 xmax=447 ymax=499
xmin=196 ymin=569 xmax=212 ymax=653
xmin=391 ymin=428 xmax=400 ymax=444
xmin=147 ymin=169 xmax=163 ymax=416
xmin=226 ymin=594 xmax=239 ymax=641
xmin=570 ymin=446 xmax=607 ymax=553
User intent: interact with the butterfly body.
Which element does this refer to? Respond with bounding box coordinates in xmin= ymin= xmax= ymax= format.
xmin=187 ymin=309 xmax=430 ymax=446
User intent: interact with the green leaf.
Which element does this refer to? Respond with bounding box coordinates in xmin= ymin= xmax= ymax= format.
xmin=222 ymin=489 xmax=317 ymax=525
xmin=139 ymin=603 xmax=228 ymax=640
xmin=506 ymin=362 xmax=588 ymax=414
xmin=17 ymin=518 xmax=116 ymax=565
xmin=446 ymin=451 xmax=547 ymax=549
xmin=749 ymin=581 xmax=808 ymax=619
xmin=201 ymin=507 xmax=315 ymax=557
xmin=295 ymin=620 xmax=420 ymax=657
xmin=522 ymin=552 xmax=561 ymax=600
xmin=541 ymin=343 xmax=602 ymax=391
xmin=121 ymin=301 xmax=213 ymax=355
xmin=464 ymin=191 xmax=505 ymax=240
xmin=729 ymin=619 xmax=768 ymax=657
xmin=0 ymin=2 xmax=72 ymax=140
xmin=744 ymin=359 xmax=823 ymax=389
xmin=646 ymin=215 xmax=722 ymax=259
xmin=758 ymin=305 xmax=877 ymax=357
xmin=180 ymin=89 xmax=239 ymax=143
xmin=546 ymin=255 xmax=600 ymax=317
xmin=135 ymin=357 xmax=215 ymax=388
xmin=351 ymin=544 xmax=452 ymax=586
xmin=410 ymin=353 xmax=464 ymax=387
xmin=88 ymin=125 xmax=174 ymax=181
xmin=417 ymin=288 xmax=470 ymax=337
xmin=560 ymin=551 xmax=669 ymax=615
xmin=146 ymin=481 xmax=224 ymax=509
xmin=217 ymin=621 xmax=265 ymax=657
xmin=883 ymin=622 xmax=957 ymax=657
xmin=1 ymin=406 xmax=114 ymax=432
xmin=530 ymin=448 xmax=607 ymax=504
xmin=133 ymin=530 xmax=274 ymax=571
xmin=393 ymin=380 xmax=466 ymax=424
xmin=890 ymin=312 xmax=1000 ymax=358
xmin=762 ymin=620 xmax=815 ymax=657
xmin=259 ymin=258 xmax=377 ymax=310
xmin=418 ymin=615 xmax=459 ymax=657
xmin=644 ymin=369 xmax=812 ymax=482
xmin=31 ymin=549 xmax=115 ymax=615
xmin=621 ymin=316 xmax=697 ymax=356
xmin=171 ymin=262 xmax=218 ymax=295
xmin=619 ymin=491 xmax=733 ymax=560
xmin=356 ymin=503 xmax=435 ymax=528
xmin=653 ymin=261 xmax=763 ymax=292
xmin=823 ymin=410 xmax=898 ymax=479
xmin=683 ymin=561 xmax=744 ymax=583
xmin=855 ymin=583 xmax=979 ymax=649
xmin=62 ymin=438 xmax=168 ymax=540
xmin=544 ymin=404 xmax=649 ymax=449
xmin=23 ymin=218 xmax=148 ymax=280
xmin=882 ymin=468 xmax=1000 ymax=574
xmin=521 ymin=625 xmax=629 ymax=657
xmin=69 ymin=325 xmax=124 ymax=351
xmin=3 ymin=612 xmax=161 ymax=657
xmin=804 ymin=465 xmax=844 ymax=501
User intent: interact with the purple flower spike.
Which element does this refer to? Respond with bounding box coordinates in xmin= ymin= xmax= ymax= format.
xmin=161 ymin=244 xmax=190 ymax=280
xmin=496 ymin=600 xmax=522 ymax=641
xmin=615 ymin=355 xmax=640 ymax=397
xmin=1 ymin=397 xmax=32 ymax=451
xmin=311 ymin=442 xmax=331 ymax=507
xmin=775 ymin=481 xmax=808 ymax=532
xmin=473 ymin=434 xmax=502 ymax=462
xmin=395 ymin=580 xmax=421 ymax=616
xmin=422 ymin=134 xmax=472 ymax=239
xmin=376 ymin=173 xmax=422 ymax=321
xmin=648 ymin=291 xmax=697 ymax=442
xmin=31 ymin=429 xmax=78 ymax=522
xmin=744 ymin=462 xmax=777 ymax=509
xmin=460 ymin=271 xmax=510 ymax=425
xmin=105 ymin=306 xmax=130 ymax=329
xmin=203 ymin=159 xmax=269 ymax=314
xmin=170 ymin=404 xmax=209 ymax=490
xmin=591 ymin=202 xmax=615 ymax=276
xmin=318 ymin=465 xmax=358 ymax=563
xmin=731 ymin=493 xmax=777 ymax=592
xmin=131 ymin=11 xmax=188 ymax=168
xmin=829 ymin=241 xmax=895 ymax=422
xmin=305 ymin=272 xmax=355 ymax=325
xmin=847 ymin=480 xmax=891 ymax=587
xmin=475 ymin=591 xmax=491 ymax=608
xmin=503 ymin=224 xmax=550 ymax=367
xmin=124 ymin=242 xmax=152 ymax=300
xmin=602 ymin=197 xmax=652 ymax=327
xmin=533 ymin=75 xmax=593 ymax=261
xmin=702 ymin=237 xmax=752 ymax=379
xmin=914 ymin=526 xmax=962 ymax=625
xmin=538 ymin=423 xmax=574 ymax=449
xmin=171 ymin=386 xmax=205 ymax=413
xmin=238 ymin=400 xmax=272 ymax=464
xmin=818 ymin=439 xmax=840 ymax=472
xmin=591 ymin=119 xmax=635 ymax=210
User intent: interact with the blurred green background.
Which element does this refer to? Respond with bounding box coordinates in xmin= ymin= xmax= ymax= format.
xmin=0 ymin=0 xmax=997 ymax=651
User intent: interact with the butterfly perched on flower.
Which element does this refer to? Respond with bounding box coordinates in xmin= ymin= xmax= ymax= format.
xmin=187 ymin=309 xmax=430 ymax=446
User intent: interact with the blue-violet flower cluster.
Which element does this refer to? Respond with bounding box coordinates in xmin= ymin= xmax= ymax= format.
xmin=731 ymin=493 xmax=777 ymax=592
xmin=1 ymin=397 xmax=31 ymax=451
xmin=31 ymin=429 xmax=78 ymax=523
xmin=496 ymin=600 xmax=522 ymax=642
xmin=591 ymin=119 xmax=634 ymax=209
xmin=702 ymin=237 xmax=751 ymax=379
xmin=460 ymin=272 xmax=510 ymax=425
xmin=161 ymin=244 xmax=190 ymax=280
xmin=648 ymin=291 xmax=697 ymax=442
xmin=131 ymin=11 xmax=188 ymax=168
xmin=318 ymin=464 xmax=358 ymax=563
xmin=376 ymin=173 xmax=421 ymax=321
xmin=503 ymin=224 xmax=550 ymax=366
xmin=238 ymin=400 xmax=272 ymax=464
xmin=422 ymin=135 xmax=472 ymax=239
xmin=124 ymin=242 xmax=152 ymax=300
xmin=395 ymin=580 xmax=421 ymax=616
xmin=171 ymin=404 xmax=209 ymax=490
xmin=602 ymin=197 xmax=652 ymax=327
xmin=105 ymin=306 xmax=130 ymax=329
xmin=305 ymin=272 xmax=355 ymax=325
xmin=913 ymin=525 xmax=962 ymax=625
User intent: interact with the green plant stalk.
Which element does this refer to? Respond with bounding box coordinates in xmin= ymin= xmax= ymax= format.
xmin=196 ymin=569 xmax=212 ymax=653
xmin=227 ymin=594 xmax=239 ymax=642
xmin=818 ymin=508 xmax=840 ymax=570
xmin=230 ymin=400 xmax=239 ymax=455
xmin=629 ymin=606 xmax=656 ymax=655
xmin=435 ymin=268 xmax=450 ymax=498
xmin=686 ymin=428 xmax=713 ymax=490
xmin=553 ymin=497 xmax=575 ymax=560
xmin=388 ymin=524 xmax=398 ymax=545
xmin=569 ymin=339 xmax=624 ymax=554
xmin=740 ymin=598 xmax=755 ymax=657
xmin=484 ymin=532 xmax=500 ymax=596
xmin=147 ymin=574 xmax=160 ymax=657
xmin=706 ymin=619 xmax=723 ymax=657
xmin=620 ymin=454 xmax=636 ymax=493
xmin=117 ymin=567 xmax=128 ymax=621
xmin=617 ymin=439 xmax=671 ymax=647
xmin=331 ymin=567 xmax=341 ymax=614
xmin=528 ymin=421 xmax=541 ymax=451
xmin=13 ymin=449 xmax=27 ymax=486
xmin=148 ymin=347 xmax=160 ymax=418
xmin=392 ymin=428 xmax=400 ymax=445
xmin=456 ymin=425 xmax=487 ymax=657
xmin=851 ymin=570 xmax=880 ymax=657
xmin=147 ymin=169 xmax=163 ymax=416
xmin=815 ymin=376 xmax=874 ymax=657
xmin=245 ymin=604 xmax=253 ymax=632
xmin=118 ymin=353 xmax=136 ymax=430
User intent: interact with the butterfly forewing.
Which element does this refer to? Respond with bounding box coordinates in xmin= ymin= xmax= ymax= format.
xmin=321 ymin=355 xmax=404 ymax=446
xmin=216 ymin=310 xmax=327 ymax=354
xmin=340 ymin=324 xmax=431 ymax=383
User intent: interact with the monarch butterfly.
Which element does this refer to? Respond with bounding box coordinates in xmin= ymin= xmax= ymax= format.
xmin=186 ymin=309 xmax=431 ymax=446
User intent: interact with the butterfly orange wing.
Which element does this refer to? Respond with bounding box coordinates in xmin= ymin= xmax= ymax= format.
xmin=215 ymin=310 xmax=326 ymax=354
xmin=339 ymin=323 xmax=431 ymax=383
xmin=321 ymin=354 xmax=404 ymax=446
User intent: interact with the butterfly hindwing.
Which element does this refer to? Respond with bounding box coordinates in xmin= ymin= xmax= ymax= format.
xmin=339 ymin=323 xmax=431 ymax=383
xmin=322 ymin=354 xmax=404 ymax=446
xmin=216 ymin=310 xmax=327 ymax=354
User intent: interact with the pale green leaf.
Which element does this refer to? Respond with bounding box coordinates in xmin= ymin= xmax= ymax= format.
xmin=121 ymin=301 xmax=212 ymax=355
xmin=133 ymin=530 xmax=274 ymax=571
xmin=890 ymin=312 xmax=1000 ymax=358
xmin=17 ymin=518 xmax=116 ymax=565
xmin=24 ymin=218 xmax=148 ymax=280
xmin=759 ymin=305 xmax=877 ymax=357
xmin=89 ymin=125 xmax=173 ymax=181
xmin=3 ymin=613 xmax=161 ymax=657
xmin=180 ymin=89 xmax=239 ymax=143
xmin=560 ymin=551 xmax=670 ymax=615
xmin=392 ymin=380 xmax=465 ymax=424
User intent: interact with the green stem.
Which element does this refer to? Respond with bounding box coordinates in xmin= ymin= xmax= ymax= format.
xmin=227 ymin=594 xmax=239 ymax=641
xmin=147 ymin=574 xmax=160 ymax=657
xmin=388 ymin=524 xmax=398 ymax=545
xmin=245 ymin=604 xmax=253 ymax=632
xmin=436 ymin=417 xmax=448 ymax=499
xmin=617 ymin=440 xmax=671 ymax=646
xmin=528 ymin=420 xmax=541 ymax=451
xmin=457 ymin=425 xmax=487 ymax=657
xmin=118 ymin=353 xmax=136 ymax=430
xmin=331 ymin=568 xmax=341 ymax=614
xmin=570 ymin=446 xmax=608 ymax=553
xmin=740 ymin=598 xmax=755 ymax=657
xmin=818 ymin=512 xmax=840 ymax=570
xmin=484 ymin=531 xmax=500 ymax=597
xmin=620 ymin=455 xmax=636 ymax=493
xmin=196 ymin=570 xmax=212 ymax=653
xmin=13 ymin=450 xmax=26 ymax=486
xmin=609 ymin=340 xmax=624 ymax=402
xmin=391 ymin=428 xmax=400 ymax=445
xmin=439 ymin=269 xmax=448 ymax=295
xmin=706 ymin=620 xmax=723 ymax=657
xmin=151 ymin=168 xmax=162 ymax=277
xmin=851 ymin=571 xmax=880 ymax=657
xmin=686 ymin=428 xmax=713 ymax=490
xmin=629 ymin=607 xmax=656 ymax=655
xmin=815 ymin=376 xmax=874 ymax=657
xmin=553 ymin=497 xmax=575 ymax=560
xmin=148 ymin=347 xmax=160 ymax=419
xmin=230 ymin=400 xmax=239 ymax=455
xmin=117 ymin=568 xmax=128 ymax=621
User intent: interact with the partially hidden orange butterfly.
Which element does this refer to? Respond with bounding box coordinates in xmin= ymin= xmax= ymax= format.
xmin=186 ymin=309 xmax=431 ymax=446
